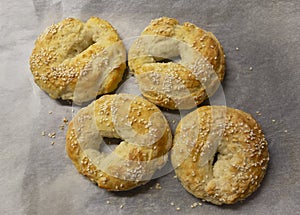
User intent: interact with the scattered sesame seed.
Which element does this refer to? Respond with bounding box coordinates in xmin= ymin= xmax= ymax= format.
xmin=155 ymin=183 xmax=162 ymax=190
xmin=48 ymin=132 xmax=56 ymax=138
xmin=41 ymin=131 xmax=46 ymax=136
xmin=190 ymin=202 xmax=201 ymax=208
xmin=106 ymin=201 xmax=110 ymax=204
xmin=249 ymin=66 xmax=253 ymax=71
xmin=51 ymin=141 xmax=55 ymax=145
xmin=59 ymin=125 xmax=65 ymax=130
xmin=170 ymin=202 xmax=175 ymax=206
xmin=63 ymin=117 xmax=68 ymax=124
xmin=235 ymin=47 xmax=239 ymax=51
xmin=48 ymin=111 xmax=52 ymax=114
xmin=284 ymin=129 xmax=288 ymax=133
xmin=173 ymin=175 xmax=177 ymax=179
xmin=120 ymin=204 xmax=124 ymax=209
xmin=176 ymin=207 xmax=181 ymax=211
xmin=272 ymin=119 xmax=276 ymax=123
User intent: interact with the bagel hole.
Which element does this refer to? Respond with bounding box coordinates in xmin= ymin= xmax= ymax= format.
xmin=212 ymin=151 xmax=220 ymax=166
xmin=100 ymin=137 xmax=122 ymax=153
xmin=66 ymin=39 xmax=95 ymax=58
xmin=154 ymin=55 xmax=181 ymax=63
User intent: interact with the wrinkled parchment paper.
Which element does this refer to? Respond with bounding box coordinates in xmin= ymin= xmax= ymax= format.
xmin=1 ymin=0 xmax=299 ymax=214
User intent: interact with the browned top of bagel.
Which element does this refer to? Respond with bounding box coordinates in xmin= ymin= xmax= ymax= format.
xmin=66 ymin=94 xmax=172 ymax=191
xmin=30 ymin=17 xmax=126 ymax=103
xmin=128 ymin=17 xmax=225 ymax=109
xmin=171 ymin=106 xmax=269 ymax=205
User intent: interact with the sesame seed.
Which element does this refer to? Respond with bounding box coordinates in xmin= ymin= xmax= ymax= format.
xmin=63 ymin=117 xmax=68 ymax=123
xmin=284 ymin=129 xmax=288 ymax=133
xmin=155 ymin=183 xmax=162 ymax=190
xmin=170 ymin=202 xmax=175 ymax=206
xmin=48 ymin=132 xmax=56 ymax=138
xmin=120 ymin=204 xmax=124 ymax=209
xmin=41 ymin=131 xmax=46 ymax=136
xmin=249 ymin=66 xmax=253 ymax=71
xmin=176 ymin=207 xmax=181 ymax=211
xmin=51 ymin=141 xmax=55 ymax=145
xmin=272 ymin=119 xmax=276 ymax=123
xmin=106 ymin=201 xmax=110 ymax=204
xmin=235 ymin=47 xmax=239 ymax=51
xmin=48 ymin=111 xmax=53 ymax=114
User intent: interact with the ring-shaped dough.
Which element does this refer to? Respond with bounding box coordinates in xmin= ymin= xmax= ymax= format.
xmin=30 ymin=17 xmax=126 ymax=104
xmin=128 ymin=17 xmax=225 ymax=109
xmin=66 ymin=94 xmax=172 ymax=191
xmin=171 ymin=106 xmax=269 ymax=204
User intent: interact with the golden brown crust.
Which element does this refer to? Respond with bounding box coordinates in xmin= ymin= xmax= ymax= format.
xmin=30 ymin=17 xmax=126 ymax=103
xmin=66 ymin=94 xmax=172 ymax=191
xmin=171 ymin=106 xmax=269 ymax=205
xmin=128 ymin=17 xmax=225 ymax=109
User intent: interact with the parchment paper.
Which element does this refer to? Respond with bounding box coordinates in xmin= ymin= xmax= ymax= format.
xmin=0 ymin=0 xmax=299 ymax=214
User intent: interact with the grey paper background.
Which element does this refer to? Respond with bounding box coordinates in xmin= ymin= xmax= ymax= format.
xmin=1 ymin=0 xmax=299 ymax=214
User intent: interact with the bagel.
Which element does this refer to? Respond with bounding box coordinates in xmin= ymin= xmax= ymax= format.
xmin=30 ymin=17 xmax=126 ymax=104
xmin=66 ymin=94 xmax=172 ymax=191
xmin=128 ymin=17 xmax=225 ymax=109
xmin=171 ymin=106 xmax=269 ymax=205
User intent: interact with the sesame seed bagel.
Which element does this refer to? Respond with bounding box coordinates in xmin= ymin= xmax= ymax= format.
xmin=171 ymin=106 xmax=269 ymax=205
xmin=66 ymin=94 xmax=172 ymax=191
xmin=128 ymin=17 xmax=225 ymax=109
xmin=30 ymin=17 xmax=126 ymax=104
